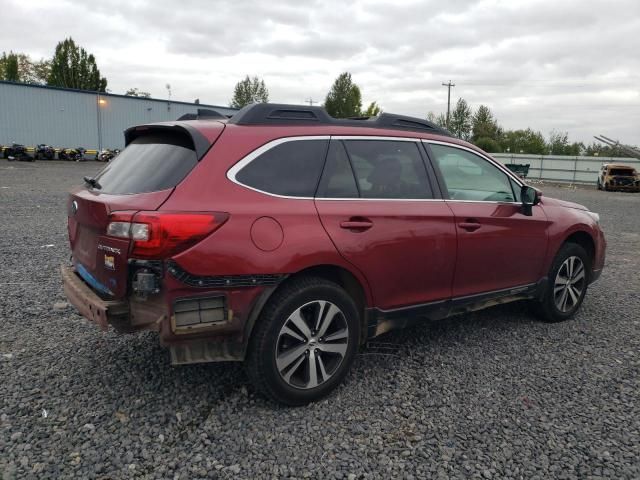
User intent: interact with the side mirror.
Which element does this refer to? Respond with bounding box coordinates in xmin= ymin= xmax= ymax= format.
xmin=521 ymin=185 xmax=541 ymax=216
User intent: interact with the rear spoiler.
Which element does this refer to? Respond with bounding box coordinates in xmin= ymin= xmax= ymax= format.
xmin=124 ymin=123 xmax=212 ymax=160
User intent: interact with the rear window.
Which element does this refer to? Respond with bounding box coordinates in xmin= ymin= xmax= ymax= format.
xmin=93 ymin=131 xmax=197 ymax=194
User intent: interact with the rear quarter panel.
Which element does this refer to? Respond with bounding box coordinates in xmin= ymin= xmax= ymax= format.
xmin=159 ymin=126 xmax=374 ymax=304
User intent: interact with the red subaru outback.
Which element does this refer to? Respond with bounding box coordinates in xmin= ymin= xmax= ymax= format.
xmin=62 ymin=104 xmax=606 ymax=405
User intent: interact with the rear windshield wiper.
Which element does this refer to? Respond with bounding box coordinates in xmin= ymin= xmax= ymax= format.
xmin=83 ymin=176 xmax=102 ymax=190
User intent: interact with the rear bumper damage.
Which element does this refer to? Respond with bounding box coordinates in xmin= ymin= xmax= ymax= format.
xmin=61 ymin=264 xmax=272 ymax=364
xmin=61 ymin=265 xmax=129 ymax=331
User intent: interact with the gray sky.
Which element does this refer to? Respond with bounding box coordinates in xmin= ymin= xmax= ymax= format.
xmin=2 ymin=0 xmax=640 ymax=145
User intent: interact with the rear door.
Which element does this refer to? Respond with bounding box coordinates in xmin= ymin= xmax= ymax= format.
xmin=315 ymin=138 xmax=457 ymax=310
xmin=67 ymin=126 xmax=221 ymax=298
xmin=425 ymin=141 xmax=550 ymax=297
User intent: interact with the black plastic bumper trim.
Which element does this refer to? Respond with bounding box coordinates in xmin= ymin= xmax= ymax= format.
xmin=167 ymin=261 xmax=284 ymax=288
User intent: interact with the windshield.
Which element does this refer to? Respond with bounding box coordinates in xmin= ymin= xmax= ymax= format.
xmin=609 ymin=168 xmax=635 ymax=176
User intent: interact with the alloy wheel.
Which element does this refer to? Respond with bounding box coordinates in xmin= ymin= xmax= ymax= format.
xmin=553 ymin=256 xmax=586 ymax=313
xmin=275 ymin=300 xmax=349 ymax=389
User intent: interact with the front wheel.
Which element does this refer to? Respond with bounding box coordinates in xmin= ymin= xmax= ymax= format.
xmin=535 ymin=242 xmax=590 ymax=322
xmin=246 ymin=277 xmax=360 ymax=405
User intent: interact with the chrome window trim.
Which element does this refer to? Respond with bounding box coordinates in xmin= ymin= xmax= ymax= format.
xmin=226 ymin=135 xmax=525 ymax=204
xmin=332 ymin=135 xmax=421 ymax=142
xmin=444 ymin=199 xmax=522 ymax=205
xmin=227 ymin=134 xmax=439 ymax=201
xmin=315 ymin=197 xmax=444 ymax=202
xmin=226 ymin=136 xmax=330 ymax=200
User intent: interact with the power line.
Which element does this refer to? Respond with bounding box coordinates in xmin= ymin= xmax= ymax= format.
xmin=442 ymin=80 xmax=455 ymax=129
xmin=305 ymin=98 xmax=317 ymax=106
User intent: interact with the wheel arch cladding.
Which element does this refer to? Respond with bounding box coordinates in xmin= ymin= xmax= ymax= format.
xmin=564 ymin=230 xmax=595 ymax=267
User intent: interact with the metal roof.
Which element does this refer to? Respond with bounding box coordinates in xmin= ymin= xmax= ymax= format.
xmin=0 ymin=80 xmax=232 ymax=110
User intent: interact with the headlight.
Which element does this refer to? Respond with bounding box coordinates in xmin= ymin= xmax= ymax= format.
xmin=586 ymin=211 xmax=600 ymax=224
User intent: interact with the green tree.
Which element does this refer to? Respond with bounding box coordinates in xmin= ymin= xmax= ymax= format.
xmin=501 ymin=129 xmax=548 ymax=155
xmin=324 ymin=72 xmax=362 ymax=118
xmin=548 ymin=130 xmax=584 ymax=156
xmin=47 ymin=38 xmax=107 ymax=91
xmin=125 ymin=87 xmax=151 ymax=98
xmin=548 ymin=130 xmax=570 ymax=155
xmin=472 ymin=105 xmax=501 ymax=142
xmin=475 ymin=137 xmax=502 ymax=153
xmin=19 ymin=54 xmax=50 ymax=85
xmin=230 ymin=75 xmax=269 ymax=108
xmin=426 ymin=111 xmax=448 ymax=128
xmin=0 ymin=52 xmax=50 ymax=84
xmin=3 ymin=52 xmax=19 ymax=81
xmin=449 ymin=98 xmax=472 ymax=140
xmin=584 ymin=142 xmax=632 ymax=158
xmin=363 ymin=101 xmax=382 ymax=116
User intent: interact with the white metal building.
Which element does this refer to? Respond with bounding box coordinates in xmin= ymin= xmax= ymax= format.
xmin=0 ymin=80 xmax=237 ymax=150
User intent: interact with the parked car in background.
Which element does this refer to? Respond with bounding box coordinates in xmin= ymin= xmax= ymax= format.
xmin=34 ymin=144 xmax=56 ymax=160
xmin=61 ymin=103 xmax=606 ymax=405
xmin=597 ymin=163 xmax=640 ymax=192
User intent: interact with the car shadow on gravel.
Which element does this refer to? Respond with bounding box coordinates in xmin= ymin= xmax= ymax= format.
xmin=363 ymin=300 xmax=537 ymax=354
xmin=56 ymin=300 xmax=559 ymax=414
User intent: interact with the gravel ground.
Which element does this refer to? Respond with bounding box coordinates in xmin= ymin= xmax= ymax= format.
xmin=1 ymin=161 xmax=639 ymax=479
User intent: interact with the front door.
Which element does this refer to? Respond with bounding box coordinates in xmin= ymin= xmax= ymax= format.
xmin=315 ymin=138 xmax=457 ymax=310
xmin=426 ymin=142 xmax=550 ymax=298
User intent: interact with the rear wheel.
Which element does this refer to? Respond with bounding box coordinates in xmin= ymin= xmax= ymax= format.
xmin=246 ymin=276 xmax=360 ymax=405
xmin=535 ymin=242 xmax=590 ymax=322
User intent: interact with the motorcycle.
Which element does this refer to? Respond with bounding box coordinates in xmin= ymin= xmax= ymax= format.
xmin=95 ymin=148 xmax=120 ymax=162
xmin=3 ymin=143 xmax=33 ymax=161
xmin=34 ymin=144 xmax=56 ymax=160
xmin=59 ymin=147 xmax=87 ymax=162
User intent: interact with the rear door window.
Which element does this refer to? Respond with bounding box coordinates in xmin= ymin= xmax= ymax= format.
xmin=94 ymin=131 xmax=197 ymax=194
xmin=340 ymin=140 xmax=433 ymax=199
xmin=235 ymin=139 xmax=328 ymax=197
xmin=316 ymin=141 xmax=359 ymax=198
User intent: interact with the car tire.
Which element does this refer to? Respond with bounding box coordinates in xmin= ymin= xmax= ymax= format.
xmin=596 ymin=179 xmax=602 ymax=190
xmin=535 ymin=242 xmax=590 ymax=323
xmin=246 ymin=276 xmax=360 ymax=406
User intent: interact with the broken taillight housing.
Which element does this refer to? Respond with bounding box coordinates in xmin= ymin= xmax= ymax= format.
xmin=107 ymin=211 xmax=229 ymax=259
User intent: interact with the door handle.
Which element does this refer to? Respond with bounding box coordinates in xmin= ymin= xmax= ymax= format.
xmin=340 ymin=219 xmax=373 ymax=231
xmin=459 ymin=221 xmax=481 ymax=232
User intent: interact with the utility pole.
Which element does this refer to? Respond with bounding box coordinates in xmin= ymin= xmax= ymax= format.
xmin=442 ymin=80 xmax=455 ymax=129
xmin=305 ymin=98 xmax=316 ymax=106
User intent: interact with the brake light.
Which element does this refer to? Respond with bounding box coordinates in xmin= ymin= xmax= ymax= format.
xmin=107 ymin=211 xmax=229 ymax=259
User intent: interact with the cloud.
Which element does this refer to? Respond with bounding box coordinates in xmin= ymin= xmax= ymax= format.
xmin=1 ymin=0 xmax=639 ymax=143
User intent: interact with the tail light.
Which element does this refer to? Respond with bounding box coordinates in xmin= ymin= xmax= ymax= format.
xmin=107 ymin=211 xmax=229 ymax=259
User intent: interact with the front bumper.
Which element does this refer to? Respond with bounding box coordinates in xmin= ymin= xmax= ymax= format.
xmin=61 ymin=266 xmax=128 ymax=330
